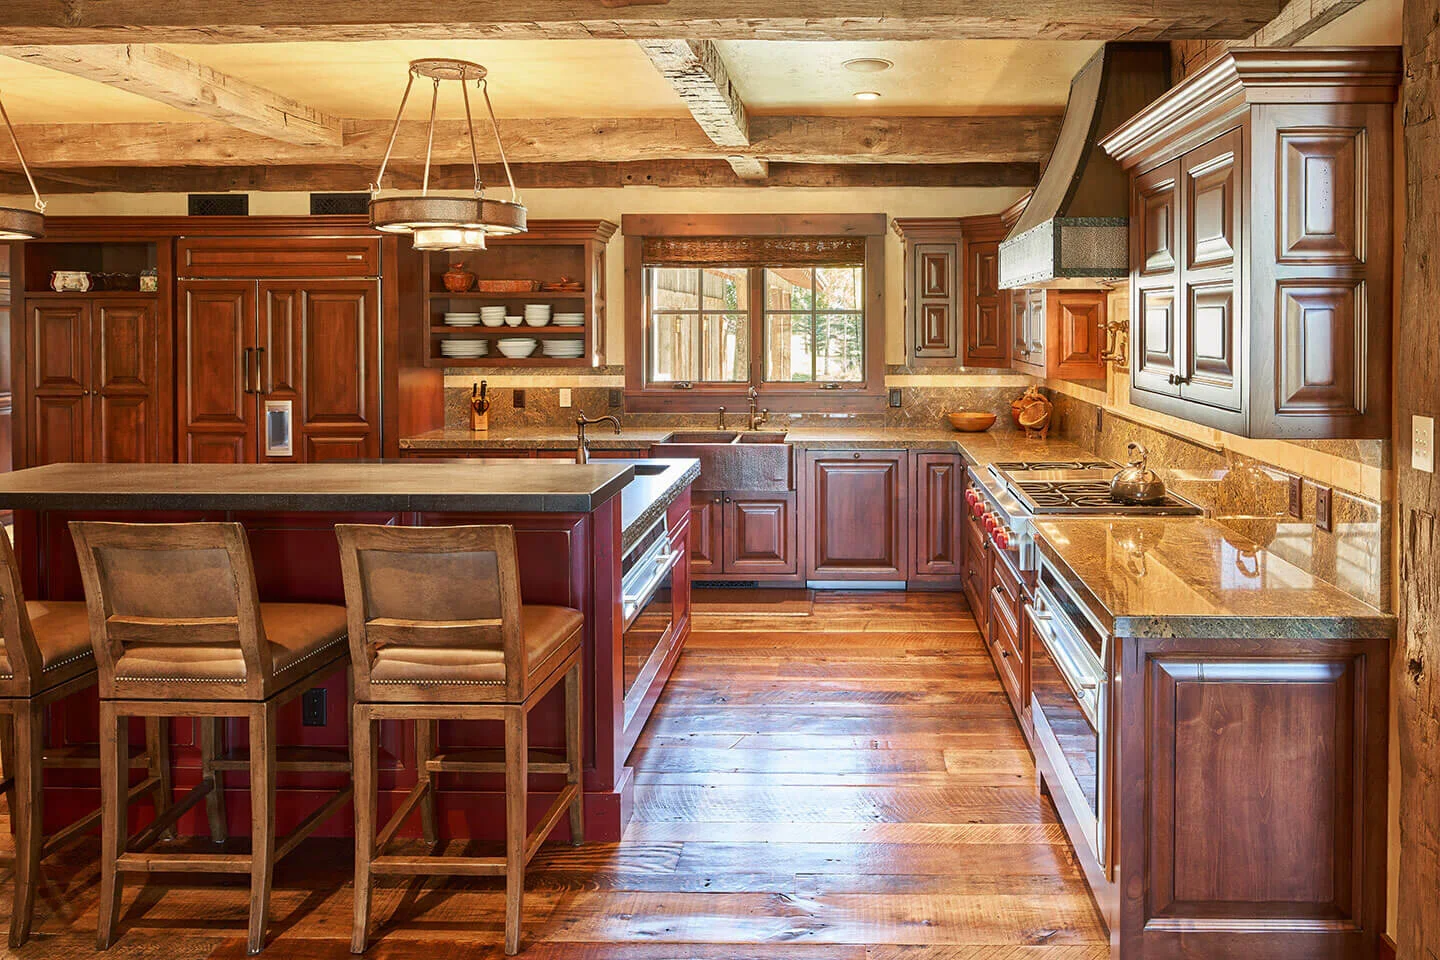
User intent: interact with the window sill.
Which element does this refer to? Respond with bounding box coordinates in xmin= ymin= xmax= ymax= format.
xmin=624 ymin=387 xmax=886 ymax=414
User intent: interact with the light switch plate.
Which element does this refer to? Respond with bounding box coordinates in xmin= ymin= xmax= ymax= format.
xmin=1413 ymin=415 xmax=1435 ymax=473
xmin=1288 ymin=476 xmax=1303 ymax=518
xmin=559 ymin=388 xmax=572 ymax=408
xmin=1315 ymin=485 xmax=1333 ymax=533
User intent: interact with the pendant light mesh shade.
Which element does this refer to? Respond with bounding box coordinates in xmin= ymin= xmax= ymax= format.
xmin=369 ymin=195 xmax=485 ymax=233
xmin=0 ymin=205 xmax=44 ymax=241
xmin=479 ymin=198 xmax=526 ymax=235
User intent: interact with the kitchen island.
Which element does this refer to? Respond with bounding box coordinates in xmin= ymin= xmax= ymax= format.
xmin=0 ymin=458 xmax=699 ymax=843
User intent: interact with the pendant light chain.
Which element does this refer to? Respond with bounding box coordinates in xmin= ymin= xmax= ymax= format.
xmin=421 ymin=76 xmax=440 ymax=198
xmin=0 ymin=89 xmax=44 ymax=214
xmin=460 ymin=76 xmax=483 ymax=198
xmin=370 ymin=70 xmax=417 ymax=195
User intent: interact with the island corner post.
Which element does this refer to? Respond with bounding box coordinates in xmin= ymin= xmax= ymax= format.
xmin=0 ymin=459 xmax=695 ymax=844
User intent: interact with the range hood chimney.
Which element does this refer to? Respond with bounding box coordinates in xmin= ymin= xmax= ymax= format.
xmin=998 ymin=43 xmax=1171 ymax=289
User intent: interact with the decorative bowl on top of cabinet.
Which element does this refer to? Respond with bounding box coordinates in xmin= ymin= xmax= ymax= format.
xmin=423 ymin=220 xmax=616 ymax=368
xmin=1101 ymin=48 xmax=1400 ymax=439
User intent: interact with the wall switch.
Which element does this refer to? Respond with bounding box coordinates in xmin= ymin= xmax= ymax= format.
xmin=1413 ymin=415 xmax=1435 ymax=473
xmin=1315 ymin=485 xmax=1333 ymax=533
xmin=1288 ymin=475 xmax=1303 ymax=518
xmin=301 ymin=688 xmax=327 ymax=727
xmin=1095 ymin=407 xmax=1104 ymax=436
xmin=888 ymin=388 xmax=902 ymax=408
xmin=559 ymin=388 xmax=572 ymax=408
xmin=513 ymin=389 xmax=525 ymax=409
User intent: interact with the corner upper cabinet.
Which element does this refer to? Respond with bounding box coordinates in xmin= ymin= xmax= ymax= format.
xmin=1010 ymin=288 xmax=1106 ymax=381
xmin=894 ymin=216 xmax=1010 ymax=366
xmin=1103 ymin=48 xmax=1400 ymax=439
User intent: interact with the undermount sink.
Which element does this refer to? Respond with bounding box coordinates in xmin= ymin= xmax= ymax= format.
xmin=651 ymin=430 xmax=793 ymax=491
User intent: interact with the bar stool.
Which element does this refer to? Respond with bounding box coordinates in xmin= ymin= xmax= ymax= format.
xmin=335 ymin=523 xmax=584 ymax=956
xmin=0 ymin=531 xmax=174 ymax=948
xmin=69 ymin=521 xmax=354 ymax=955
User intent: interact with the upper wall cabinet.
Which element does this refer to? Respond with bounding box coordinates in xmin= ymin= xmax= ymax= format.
xmin=1103 ymin=48 xmax=1400 ymax=439
xmin=893 ymin=216 xmax=1010 ymax=367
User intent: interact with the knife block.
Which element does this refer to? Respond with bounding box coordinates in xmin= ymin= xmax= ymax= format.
xmin=470 ymin=402 xmax=489 ymax=432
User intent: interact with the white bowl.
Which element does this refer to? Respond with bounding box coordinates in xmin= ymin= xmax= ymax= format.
xmin=505 ymin=315 xmax=523 ymax=327
xmin=523 ymin=315 xmax=551 ymax=327
xmin=497 ymin=341 xmax=537 ymax=358
xmin=481 ymin=313 xmax=506 ymax=327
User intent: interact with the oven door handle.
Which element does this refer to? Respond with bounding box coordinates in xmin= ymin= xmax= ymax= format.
xmin=621 ymin=541 xmax=681 ymax=627
xmin=1026 ymin=603 xmax=1102 ymax=728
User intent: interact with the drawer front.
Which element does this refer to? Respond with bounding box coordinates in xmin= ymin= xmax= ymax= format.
xmin=989 ymin=598 xmax=1024 ymax=716
xmin=990 ymin=545 xmax=1023 ymax=634
xmin=179 ymin=237 xmax=381 ymax=279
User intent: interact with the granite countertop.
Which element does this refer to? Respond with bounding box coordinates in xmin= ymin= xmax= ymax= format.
xmin=612 ymin=458 xmax=703 ymax=553
xmin=0 ymin=461 xmax=639 ymax=514
xmin=402 ymin=427 xmax=673 ymax=450
xmin=1033 ymin=517 xmax=1394 ymax=640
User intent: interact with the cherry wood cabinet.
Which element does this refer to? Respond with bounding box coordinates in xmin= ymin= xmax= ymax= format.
xmin=894 ymin=216 xmax=1011 ymax=367
xmin=911 ymin=453 xmax=964 ymax=584
xmin=689 ymin=492 xmax=723 ymax=576
xmin=803 ymin=450 xmax=908 ymax=582
xmin=684 ymin=489 xmax=797 ymax=580
xmin=1011 ymin=288 xmax=1106 ymax=381
xmin=1103 ymin=48 xmax=1400 ymax=438
xmin=27 ymin=296 xmax=166 ymax=466
xmin=960 ymin=216 xmax=1011 ymax=366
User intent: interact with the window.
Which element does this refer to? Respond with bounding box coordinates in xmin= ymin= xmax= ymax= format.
xmin=624 ymin=213 xmax=886 ymax=412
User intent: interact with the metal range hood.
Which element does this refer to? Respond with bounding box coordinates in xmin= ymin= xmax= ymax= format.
xmin=998 ymin=43 xmax=1171 ymax=289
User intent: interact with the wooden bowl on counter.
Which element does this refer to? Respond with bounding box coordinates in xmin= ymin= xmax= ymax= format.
xmin=946 ymin=412 xmax=997 ymax=432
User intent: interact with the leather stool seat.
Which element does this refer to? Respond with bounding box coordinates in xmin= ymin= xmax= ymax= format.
xmin=0 ymin=601 xmax=93 ymax=696
xmin=369 ymin=605 xmax=581 ymax=688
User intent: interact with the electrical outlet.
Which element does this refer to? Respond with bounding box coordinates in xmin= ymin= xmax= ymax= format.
xmin=888 ymin=388 xmax=902 ymax=408
xmin=1095 ymin=406 xmax=1104 ymax=436
xmin=1288 ymin=475 xmax=1303 ymax=518
xmin=301 ymin=687 xmax=327 ymax=727
xmin=513 ymin=389 xmax=525 ymax=409
xmin=1315 ymin=485 xmax=1333 ymax=533
xmin=559 ymin=388 xmax=572 ymax=408
xmin=1413 ymin=415 xmax=1435 ymax=473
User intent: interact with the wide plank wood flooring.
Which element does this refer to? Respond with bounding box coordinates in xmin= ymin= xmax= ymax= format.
xmin=0 ymin=590 xmax=1104 ymax=959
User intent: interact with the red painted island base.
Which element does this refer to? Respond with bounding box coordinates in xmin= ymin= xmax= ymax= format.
xmin=13 ymin=490 xmax=692 ymax=844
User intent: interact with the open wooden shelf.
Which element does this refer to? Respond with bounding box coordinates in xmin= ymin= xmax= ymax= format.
xmin=430 ymin=326 xmax=587 ymax=337
xmin=428 ymin=291 xmax=585 ymax=301
xmin=430 ymin=355 xmax=592 ymax=367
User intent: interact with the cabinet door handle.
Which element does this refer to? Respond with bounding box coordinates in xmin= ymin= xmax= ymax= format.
xmin=242 ymin=347 xmax=254 ymax=394
xmin=256 ymin=347 xmax=268 ymax=395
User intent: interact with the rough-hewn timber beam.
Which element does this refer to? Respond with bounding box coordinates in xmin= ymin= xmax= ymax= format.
xmin=0 ymin=1 xmax=1284 ymax=43
xmin=638 ymin=39 xmax=766 ymax=180
xmin=0 ymin=161 xmax=1042 ymax=194
xmin=1 ymin=44 xmax=341 ymax=146
xmin=5 ymin=115 xmax=1061 ymax=167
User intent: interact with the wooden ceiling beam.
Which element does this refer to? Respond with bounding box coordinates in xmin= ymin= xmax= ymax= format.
xmin=638 ymin=39 xmax=767 ymax=181
xmin=0 ymin=0 xmax=1283 ymax=43
xmin=2 ymin=44 xmax=342 ymax=146
xmin=0 ymin=161 xmax=1042 ymax=193
xmin=5 ymin=114 xmax=1061 ymax=167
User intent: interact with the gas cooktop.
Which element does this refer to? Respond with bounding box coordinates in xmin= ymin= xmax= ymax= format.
xmin=989 ymin=459 xmax=1114 ymax=471
xmin=998 ymin=467 xmax=1204 ymax=516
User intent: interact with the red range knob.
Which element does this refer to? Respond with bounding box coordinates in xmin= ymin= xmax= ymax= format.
xmin=995 ymin=530 xmax=1010 ymax=550
xmin=964 ymin=489 xmax=978 ymax=507
xmin=983 ymin=515 xmax=997 ymax=535
xmin=971 ymin=499 xmax=986 ymax=518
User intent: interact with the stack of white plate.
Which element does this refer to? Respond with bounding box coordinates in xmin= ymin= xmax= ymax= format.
xmin=439 ymin=339 xmax=489 ymax=358
xmin=444 ymin=312 xmax=481 ymax=327
xmin=541 ymin=339 xmax=586 ymax=359
xmin=504 ymin=314 xmax=524 ymax=327
xmin=553 ymin=313 xmax=584 ymax=327
xmin=496 ymin=337 xmax=538 ymax=358
xmin=523 ymin=304 xmax=552 ymax=326
xmin=480 ymin=306 xmax=507 ymax=327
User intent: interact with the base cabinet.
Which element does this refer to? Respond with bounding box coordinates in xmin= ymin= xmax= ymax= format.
xmin=912 ymin=452 xmax=965 ymax=584
xmin=687 ymin=489 xmax=798 ymax=581
xmin=803 ymin=450 xmax=908 ymax=582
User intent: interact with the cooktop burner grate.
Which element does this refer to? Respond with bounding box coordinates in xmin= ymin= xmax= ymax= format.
xmin=1011 ymin=478 xmax=1202 ymax=515
xmin=991 ymin=460 xmax=1113 ymax=471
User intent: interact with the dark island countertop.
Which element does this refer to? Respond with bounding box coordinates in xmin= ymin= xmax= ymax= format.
xmin=1033 ymin=517 xmax=1394 ymax=640
xmin=0 ymin=461 xmax=642 ymax=514
xmin=613 ymin=458 xmax=703 ymax=553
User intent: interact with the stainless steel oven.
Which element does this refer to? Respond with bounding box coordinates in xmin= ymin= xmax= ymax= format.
xmin=1027 ymin=555 xmax=1111 ymax=876
xmin=620 ymin=518 xmax=681 ymax=716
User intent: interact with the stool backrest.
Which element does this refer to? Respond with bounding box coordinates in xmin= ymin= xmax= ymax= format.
xmin=0 ymin=530 xmax=46 ymax=696
xmin=335 ymin=524 xmax=524 ymax=701
xmin=69 ymin=521 xmax=269 ymax=698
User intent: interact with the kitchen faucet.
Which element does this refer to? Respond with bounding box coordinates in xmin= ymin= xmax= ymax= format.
xmin=576 ymin=414 xmax=621 ymax=464
xmin=746 ymin=386 xmax=769 ymax=431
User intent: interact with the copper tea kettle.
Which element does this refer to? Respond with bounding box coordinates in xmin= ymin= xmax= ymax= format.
xmin=1110 ymin=441 xmax=1167 ymax=504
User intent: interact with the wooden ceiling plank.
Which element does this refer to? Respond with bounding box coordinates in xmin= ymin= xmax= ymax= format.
xmin=4 ymin=114 xmax=1060 ymax=167
xmin=0 ymin=160 xmax=1042 ymax=193
xmin=638 ymin=38 xmax=769 ymax=181
xmin=1 ymin=43 xmax=343 ymax=146
xmin=0 ymin=2 xmax=1285 ymax=42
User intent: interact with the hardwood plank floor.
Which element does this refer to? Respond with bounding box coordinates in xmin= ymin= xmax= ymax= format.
xmin=0 ymin=590 xmax=1104 ymax=959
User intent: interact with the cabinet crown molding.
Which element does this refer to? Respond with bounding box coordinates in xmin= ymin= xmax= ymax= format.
xmin=1102 ymin=47 xmax=1401 ymax=169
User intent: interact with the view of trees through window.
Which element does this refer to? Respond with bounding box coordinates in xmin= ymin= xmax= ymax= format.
xmin=645 ymin=264 xmax=863 ymax=385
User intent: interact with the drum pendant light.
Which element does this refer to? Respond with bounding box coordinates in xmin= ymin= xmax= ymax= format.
xmin=369 ymin=59 xmax=526 ymax=252
xmin=0 ymin=87 xmax=46 ymax=241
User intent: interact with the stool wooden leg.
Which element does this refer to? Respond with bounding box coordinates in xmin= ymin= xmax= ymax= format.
xmin=247 ymin=704 xmax=278 ymax=956
xmin=503 ymin=706 xmax=527 ymax=956
xmin=351 ymin=703 xmax=376 ymax=955
xmin=9 ymin=701 xmax=44 ymax=948
xmin=96 ymin=701 xmax=129 ymax=951
xmin=200 ymin=718 xmax=227 ymax=843
xmin=415 ymin=719 xmax=438 ymax=845
xmin=0 ymin=712 xmax=15 ymax=837
xmin=144 ymin=718 xmax=174 ymax=842
xmin=564 ymin=662 xmax=584 ymax=846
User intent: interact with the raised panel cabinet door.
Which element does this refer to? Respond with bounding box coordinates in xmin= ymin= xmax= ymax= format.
xmin=28 ymin=301 xmax=89 ymax=465
xmin=963 ymin=241 xmax=1008 ymax=365
xmin=688 ymin=492 xmax=724 ymax=576
xmin=178 ymin=280 xmax=257 ymax=462
xmin=804 ymin=451 xmax=908 ymax=581
xmin=291 ymin=280 xmax=380 ymax=461
xmin=1178 ymin=129 xmax=1244 ymax=413
xmin=913 ymin=453 xmax=963 ymax=578
xmin=1131 ymin=160 xmax=1183 ymax=397
xmin=913 ymin=243 xmax=958 ymax=359
xmin=1026 ymin=290 xmax=1047 ymax=359
xmin=723 ymin=491 xmax=797 ymax=576
xmin=91 ymin=299 xmax=160 ymax=463
xmin=1049 ymin=291 xmax=1108 ymax=380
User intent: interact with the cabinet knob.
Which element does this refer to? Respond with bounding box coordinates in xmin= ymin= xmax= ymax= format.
xmin=852 ymin=452 xmax=861 ymax=459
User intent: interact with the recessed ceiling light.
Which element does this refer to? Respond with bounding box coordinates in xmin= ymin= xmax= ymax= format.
xmin=853 ymin=91 xmax=882 ymax=101
xmin=843 ymin=57 xmax=894 ymax=73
